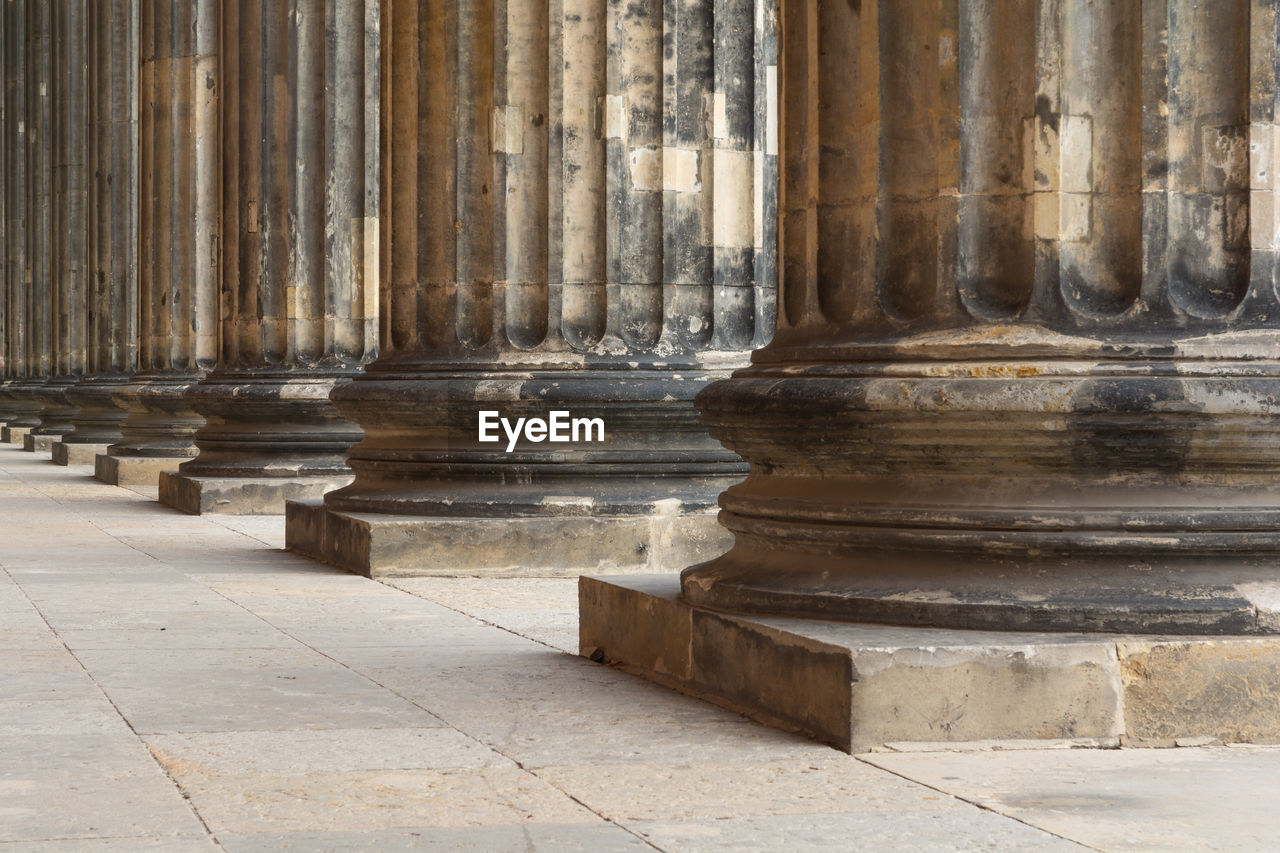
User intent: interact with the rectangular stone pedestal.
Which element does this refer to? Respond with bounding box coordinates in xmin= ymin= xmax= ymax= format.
xmin=93 ymin=454 xmax=184 ymax=487
xmin=23 ymin=433 xmax=55 ymax=453
xmin=285 ymin=499 xmax=732 ymax=578
xmin=580 ymin=575 xmax=1280 ymax=753
xmin=2 ymin=426 xmax=31 ymax=445
xmin=159 ymin=472 xmax=353 ymax=515
xmin=52 ymin=442 xmax=110 ymax=466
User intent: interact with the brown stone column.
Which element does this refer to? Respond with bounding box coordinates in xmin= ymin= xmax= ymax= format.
xmin=158 ymin=0 xmax=377 ymax=516
xmin=7 ymin=1 xmax=58 ymax=448
xmin=0 ymin=0 xmax=40 ymax=442
xmin=28 ymin=0 xmax=92 ymax=456
xmin=286 ymin=0 xmax=776 ymax=576
xmin=55 ymin=0 xmax=139 ymax=466
xmin=676 ymin=0 xmax=1280 ymax=634
xmin=96 ymin=0 xmax=219 ymax=486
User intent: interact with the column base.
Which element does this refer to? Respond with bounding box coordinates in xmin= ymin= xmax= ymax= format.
xmin=23 ymin=433 xmax=56 ymax=453
xmin=158 ymin=472 xmax=353 ymax=516
xmin=285 ymin=499 xmax=733 ymax=578
xmin=581 ymin=575 xmax=1280 ymax=753
xmin=52 ymin=442 xmax=111 ymax=466
xmin=3 ymin=426 xmax=32 ymax=445
xmin=94 ymin=454 xmax=185 ymax=487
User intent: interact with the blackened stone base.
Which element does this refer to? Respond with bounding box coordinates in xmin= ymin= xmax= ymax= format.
xmin=285 ymin=499 xmax=732 ymax=578
xmin=581 ymin=575 xmax=1280 ymax=753
xmin=52 ymin=442 xmax=110 ymax=466
xmin=159 ymin=472 xmax=353 ymax=515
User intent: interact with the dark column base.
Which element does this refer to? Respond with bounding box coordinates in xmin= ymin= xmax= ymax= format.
xmin=582 ymin=574 xmax=1280 ymax=752
xmin=685 ymin=343 xmax=1280 ymax=635
xmin=162 ymin=371 xmax=362 ymax=515
xmin=97 ymin=373 xmax=205 ymax=486
xmin=286 ymin=498 xmax=732 ymax=578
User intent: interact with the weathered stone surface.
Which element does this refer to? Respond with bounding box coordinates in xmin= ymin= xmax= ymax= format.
xmin=51 ymin=442 xmax=110 ymax=467
xmin=291 ymin=504 xmax=730 ymax=579
xmin=583 ymin=575 xmax=1280 ymax=752
xmin=94 ymin=452 xmax=183 ymax=487
xmin=1119 ymin=639 xmax=1280 ymax=746
xmin=160 ymin=472 xmax=353 ymax=517
xmin=22 ymin=433 xmax=55 ymax=453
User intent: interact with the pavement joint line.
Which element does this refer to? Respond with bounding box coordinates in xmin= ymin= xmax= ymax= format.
xmin=851 ymin=753 xmax=1102 ymax=852
xmin=197 ymin=578 xmax=671 ymax=850
xmin=0 ymin=562 xmax=223 ymax=846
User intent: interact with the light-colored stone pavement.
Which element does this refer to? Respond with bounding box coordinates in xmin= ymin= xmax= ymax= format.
xmin=0 ymin=442 xmax=1277 ymax=852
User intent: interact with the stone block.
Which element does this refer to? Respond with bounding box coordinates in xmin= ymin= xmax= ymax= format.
xmin=22 ymin=433 xmax=55 ymax=453
xmin=581 ymin=575 xmax=1280 ymax=752
xmin=52 ymin=442 xmax=110 ymax=466
xmin=158 ymin=472 xmax=352 ymax=516
xmin=94 ymin=454 xmax=184 ymax=487
xmin=284 ymin=499 xmax=328 ymax=561
xmin=288 ymin=507 xmax=731 ymax=579
xmin=2 ymin=426 xmax=31 ymax=444
xmin=1118 ymin=639 xmax=1280 ymax=746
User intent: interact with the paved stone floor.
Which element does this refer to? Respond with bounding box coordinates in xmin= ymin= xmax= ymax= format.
xmin=1 ymin=442 xmax=1278 ymax=852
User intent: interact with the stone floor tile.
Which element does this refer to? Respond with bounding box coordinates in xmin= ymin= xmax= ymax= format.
xmin=534 ymin=758 xmax=1007 ymax=822
xmin=0 ymin=837 xmax=219 ymax=852
xmin=0 ymin=734 xmax=210 ymax=843
xmin=626 ymin=812 xmax=1085 ymax=852
xmin=143 ymin=728 xmax=512 ymax=775
xmin=149 ymin=767 xmax=597 ymax=835
xmin=215 ymin=823 xmax=650 ymax=853
xmin=862 ymin=745 xmax=1280 ymax=852
xmin=73 ymin=647 xmax=444 ymax=734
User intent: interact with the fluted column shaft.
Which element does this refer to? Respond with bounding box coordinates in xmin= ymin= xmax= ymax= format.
xmin=97 ymin=0 xmax=219 ymax=485
xmin=287 ymin=0 xmax=778 ymax=576
xmin=56 ymin=0 xmax=139 ymax=464
xmin=158 ymin=0 xmax=378 ymax=515
xmin=685 ymin=0 xmax=1280 ymax=635
xmin=7 ymin=0 xmax=56 ymax=444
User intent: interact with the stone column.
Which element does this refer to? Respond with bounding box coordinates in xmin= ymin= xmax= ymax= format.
xmin=26 ymin=0 xmax=91 ymax=455
xmin=671 ymin=0 xmax=1280 ymax=635
xmin=6 ymin=0 xmax=56 ymax=448
xmin=286 ymin=0 xmax=776 ymax=576
xmin=95 ymin=0 xmax=219 ymax=486
xmin=157 ymin=0 xmax=377 ymax=516
xmin=0 ymin=0 xmax=40 ymax=444
xmin=55 ymin=0 xmax=139 ymax=466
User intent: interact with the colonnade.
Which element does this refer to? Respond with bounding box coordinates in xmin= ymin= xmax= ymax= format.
xmin=0 ymin=0 xmax=779 ymax=578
